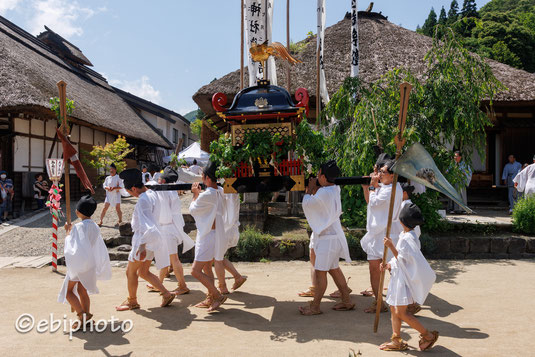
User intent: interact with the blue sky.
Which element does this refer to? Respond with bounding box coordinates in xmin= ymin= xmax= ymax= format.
xmin=1 ymin=0 xmax=491 ymax=115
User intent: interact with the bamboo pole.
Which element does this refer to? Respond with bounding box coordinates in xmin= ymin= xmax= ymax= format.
xmin=240 ymin=0 xmax=244 ymax=90
xmin=373 ymin=82 xmax=412 ymax=333
xmin=315 ymin=41 xmax=321 ymax=129
xmin=286 ymin=0 xmax=291 ymax=92
xmin=57 ymin=81 xmax=71 ymax=225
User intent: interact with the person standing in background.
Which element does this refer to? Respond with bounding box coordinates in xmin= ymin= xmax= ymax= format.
xmin=33 ymin=173 xmax=49 ymax=210
xmin=0 ymin=171 xmax=14 ymax=223
xmin=502 ymin=154 xmax=522 ymax=214
xmin=189 ymin=159 xmax=203 ymax=176
xmin=448 ymin=151 xmax=472 ymax=214
xmin=141 ymin=165 xmax=152 ymax=184
xmin=98 ymin=163 xmax=124 ymax=227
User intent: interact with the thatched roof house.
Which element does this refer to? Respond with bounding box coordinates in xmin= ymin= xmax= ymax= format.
xmin=0 ymin=15 xmax=169 ymax=148
xmin=193 ymin=11 xmax=535 ymax=186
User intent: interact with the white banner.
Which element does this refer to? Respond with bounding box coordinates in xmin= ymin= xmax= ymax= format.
xmin=317 ymin=0 xmax=329 ymax=104
xmin=244 ymin=0 xmax=277 ymax=86
xmin=350 ymin=0 xmax=359 ymax=77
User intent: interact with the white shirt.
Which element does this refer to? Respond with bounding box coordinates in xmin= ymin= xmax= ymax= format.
xmin=514 ymin=163 xmax=535 ymax=196
xmin=302 ymin=185 xmax=351 ymax=262
xmin=154 ymin=190 xmax=194 ymax=253
xmin=189 ymin=165 xmax=203 ymax=176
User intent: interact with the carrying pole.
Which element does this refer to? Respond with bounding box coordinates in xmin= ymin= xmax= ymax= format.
xmin=373 ymin=82 xmax=411 ymax=333
xmin=57 ymin=81 xmax=71 ymax=225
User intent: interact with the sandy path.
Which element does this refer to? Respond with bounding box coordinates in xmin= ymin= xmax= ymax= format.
xmin=1 ymin=260 xmax=534 ymax=356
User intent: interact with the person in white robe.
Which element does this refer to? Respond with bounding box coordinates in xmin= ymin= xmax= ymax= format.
xmin=361 ymin=159 xmax=403 ymax=313
xmin=213 ymin=190 xmax=247 ymax=295
xmin=115 ymin=168 xmax=175 ymax=311
xmin=189 ymin=161 xmax=227 ymax=312
xmin=141 ymin=165 xmax=152 ymax=184
xmin=298 ymin=161 xmax=354 ymax=315
xmin=514 ymin=161 xmax=535 ymax=197
xmin=379 ymin=203 xmax=439 ymax=352
xmin=58 ymin=195 xmax=111 ymax=328
xmin=145 ymin=166 xmax=195 ymax=295
xmin=189 ymin=159 xmax=203 ymax=175
xmin=98 ymin=163 xmax=126 ymax=226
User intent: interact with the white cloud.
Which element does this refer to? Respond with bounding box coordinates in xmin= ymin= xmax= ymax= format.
xmin=28 ymin=0 xmax=104 ymax=38
xmin=109 ymin=75 xmax=162 ymax=104
xmin=0 ymin=0 xmax=22 ymax=15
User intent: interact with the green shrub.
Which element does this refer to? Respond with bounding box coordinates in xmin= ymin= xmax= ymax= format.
xmin=512 ymin=195 xmax=535 ymax=235
xmin=419 ymin=233 xmax=438 ymax=255
xmin=227 ymin=226 xmax=273 ymax=261
xmin=345 ymin=231 xmax=366 ymax=260
xmin=412 ymin=191 xmax=450 ymax=233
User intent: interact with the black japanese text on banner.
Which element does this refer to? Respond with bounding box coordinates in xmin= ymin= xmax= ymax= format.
xmin=351 ymin=0 xmax=359 ymax=77
xmin=244 ymin=0 xmax=276 ymax=86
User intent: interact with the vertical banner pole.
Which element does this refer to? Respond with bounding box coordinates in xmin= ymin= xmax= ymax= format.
xmin=240 ymin=0 xmax=245 ymax=90
xmin=51 ymin=181 xmax=59 ymax=271
xmin=57 ymin=81 xmax=71 ymax=225
xmin=286 ymin=0 xmax=291 ymax=92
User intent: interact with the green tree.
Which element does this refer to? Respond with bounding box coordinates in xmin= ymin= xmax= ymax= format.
xmin=323 ymin=28 xmax=505 ymax=228
xmin=83 ymin=136 xmax=134 ymax=173
xmin=421 ymin=8 xmax=438 ymax=36
xmin=190 ymin=119 xmax=202 ymax=137
xmin=448 ymin=0 xmax=460 ymax=23
xmin=439 ymin=6 xmax=448 ymax=25
xmin=461 ymin=0 xmax=479 ymax=18
xmin=491 ymin=41 xmax=522 ymax=67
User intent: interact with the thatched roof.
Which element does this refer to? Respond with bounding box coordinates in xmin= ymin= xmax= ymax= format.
xmin=0 ymin=15 xmax=170 ymax=148
xmin=193 ymin=11 xmax=535 ymax=123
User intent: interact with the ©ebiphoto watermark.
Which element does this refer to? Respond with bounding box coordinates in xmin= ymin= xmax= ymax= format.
xmin=15 ymin=313 xmax=133 ymax=340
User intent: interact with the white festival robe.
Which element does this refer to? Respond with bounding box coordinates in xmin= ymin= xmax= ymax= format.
xmin=302 ymin=185 xmax=351 ymax=263
xmin=58 ymin=219 xmax=112 ymax=303
xmin=386 ymin=230 xmax=436 ymax=306
xmin=361 ymin=183 xmax=403 ymax=259
xmin=221 ymin=189 xmax=241 ymax=249
xmin=154 ymin=188 xmax=195 ymax=254
xmin=513 ymin=163 xmax=535 ymax=196
xmin=401 ymin=199 xmax=422 ymax=237
xmin=189 ymin=187 xmax=227 ymax=261
xmin=129 ymin=190 xmax=170 ymax=269
xmin=102 ymin=174 xmax=127 ymax=205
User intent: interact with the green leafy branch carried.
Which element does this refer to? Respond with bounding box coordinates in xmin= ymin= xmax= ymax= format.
xmin=49 ymin=97 xmax=75 ymax=124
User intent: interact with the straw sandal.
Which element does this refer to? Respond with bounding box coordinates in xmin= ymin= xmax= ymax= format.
xmin=231 ymin=276 xmax=247 ymax=291
xmin=419 ymin=330 xmax=439 ymax=351
xmin=218 ymin=283 xmax=230 ymax=295
xmin=207 ymin=295 xmax=227 ymax=313
xmin=329 ymin=277 xmax=352 ymax=298
xmin=360 ymin=287 xmax=373 ymax=297
xmin=171 ymin=285 xmax=190 ymax=295
xmin=194 ymin=294 xmax=212 ymax=308
xmin=379 ymin=334 xmax=408 ymax=351
xmin=298 ymin=286 xmax=315 ymax=297
xmin=116 ymin=297 xmax=140 ymax=311
xmin=408 ymin=303 xmax=422 ymax=315
xmin=364 ymin=299 xmax=388 ymax=313
xmin=146 ymin=284 xmax=159 ymax=293
xmin=160 ymin=292 xmax=175 ymax=307
xmin=299 ymin=302 xmax=322 ymax=316
xmin=332 ymin=301 xmax=356 ymax=311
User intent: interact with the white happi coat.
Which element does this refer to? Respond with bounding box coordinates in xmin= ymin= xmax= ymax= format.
xmin=361 ymin=183 xmax=403 ymax=259
xmin=401 ymin=199 xmax=422 ymax=237
xmin=302 ymin=185 xmax=351 ymax=262
xmin=514 ymin=163 xmax=535 ymax=196
xmin=103 ymin=174 xmax=126 ymax=205
xmin=190 ymin=187 xmax=227 ymax=261
xmin=154 ymin=189 xmax=195 ymax=254
xmin=386 ymin=230 xmax=436 ymax=306
xmin=58 ymin=220 xmax=111 ymax=303
xmin=221 ymin=189 xmax=241 ymax=249
xmin=129 ymin=190 xmax=170 ymax=269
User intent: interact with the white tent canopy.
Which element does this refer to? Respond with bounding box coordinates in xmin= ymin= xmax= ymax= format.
xmin=163 ymin=142 xmax=210 ymax=165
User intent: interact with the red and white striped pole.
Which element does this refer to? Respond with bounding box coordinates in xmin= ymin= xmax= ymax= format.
xmin=50 ymin=182 xmax=59 ymax=271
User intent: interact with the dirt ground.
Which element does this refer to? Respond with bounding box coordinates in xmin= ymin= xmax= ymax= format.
xmin=1 ymin=259 xmax=534 ymax=356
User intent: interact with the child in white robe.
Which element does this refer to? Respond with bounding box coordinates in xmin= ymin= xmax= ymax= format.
xmin=146 ymin=166 xmax=195 ymax=295
xmin=58 ymin=195 xmax=111 ymax=328
xmin=361 ymin=159 xmax=403 ymax=313
xmin=514 ymin=161 xmax=535 ymax=197
xmin=214 ymin=190 xmax=247 ymax=295
xmin=189 ymin=161 xmax=227 ymax=312
xmin=380 ymin=203 xmax=439 ymax=352
xmin=98 ymin=163 xmax=125 ymax=226
xmin=115 ymin=168 xmax=175 ymax=311
xmin=299 ymin=161 xmax=354 ymax=315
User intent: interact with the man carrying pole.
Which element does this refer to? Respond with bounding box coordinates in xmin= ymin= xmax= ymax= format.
xmin=373 ymin=82 xmax=412 ymax=333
